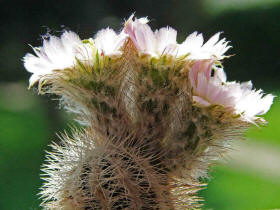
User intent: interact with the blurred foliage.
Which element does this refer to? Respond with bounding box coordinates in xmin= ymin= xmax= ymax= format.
xmin=0 ymin=86 xmax=48 ymax=209
xmin=0 ymin=0 xmax=280 ymax=209
xmin=204 ymin=0 xmax=280 ymax=15
xmin=201 ymin=165 xmax=280 ymax=210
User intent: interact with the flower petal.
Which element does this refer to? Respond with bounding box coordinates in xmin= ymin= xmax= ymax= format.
xmin=23 ymin=31 xmax=86 ymax=87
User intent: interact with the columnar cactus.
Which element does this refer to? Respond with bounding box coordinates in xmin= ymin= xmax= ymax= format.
xmin=23 ymin=15 xmax=274 ymax=209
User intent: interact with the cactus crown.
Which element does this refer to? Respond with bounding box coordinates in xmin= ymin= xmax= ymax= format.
xmin=23 ymin=15 xmax=274 ymax=209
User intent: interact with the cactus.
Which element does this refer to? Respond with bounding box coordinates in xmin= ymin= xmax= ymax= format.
xmin=23 ymin=15 xmax=274 ymax=209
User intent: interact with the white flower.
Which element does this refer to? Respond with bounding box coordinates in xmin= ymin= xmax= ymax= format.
xmin=124 ymin=15 xmax=178 ymax=56
xmin=23 ymin=31 xmax=92 ymax=87
xmin=93 ymin=28 xmax=127 ymax=57
xmin=190 ymin=60 xmax=274 ymax=121
xmin=178 ymin=32 xmax=231 ymax=60
xmin=155 ymin=26 xmax=178 ymax=55
xmin=227 ymin=81 xmax=274 ymax=122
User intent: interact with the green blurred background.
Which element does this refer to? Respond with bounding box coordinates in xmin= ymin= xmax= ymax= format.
xmin=0 ymin=0 xmax=280 ymax=209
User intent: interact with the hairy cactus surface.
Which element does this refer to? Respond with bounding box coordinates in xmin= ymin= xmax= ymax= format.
xmin=23 ymin=15 xmax=274 ymax=209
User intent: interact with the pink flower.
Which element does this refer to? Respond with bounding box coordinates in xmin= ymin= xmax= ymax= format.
xmin=124 ymin=15 xmax=177 ymax=56
xmin=190 ymin=60 xmax=235 ymax=107
xmin=190 ymin=60 xmax=274 ymax=121
xmin=124 ymin=15 xmax=231 ymax=60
